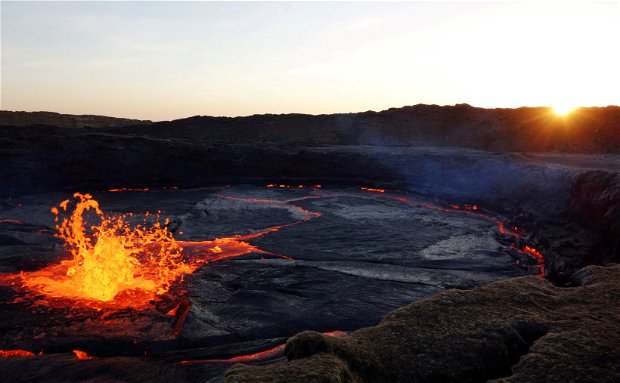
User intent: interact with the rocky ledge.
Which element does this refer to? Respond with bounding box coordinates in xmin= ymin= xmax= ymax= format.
xmin=226 ymin=264 xmax=620 ymax=383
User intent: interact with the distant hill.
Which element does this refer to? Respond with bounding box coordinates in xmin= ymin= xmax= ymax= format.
xmin=1 ymin=104 xmax=619 ymax=152
xmin=0 ymin=110 xmax=152 ymax=128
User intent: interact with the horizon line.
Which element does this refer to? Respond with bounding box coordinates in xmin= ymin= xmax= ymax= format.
xmin=2 ymin=103 xmax=619 ymax=123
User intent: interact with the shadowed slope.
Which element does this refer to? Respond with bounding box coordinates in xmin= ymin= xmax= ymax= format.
xmin=2 ymin=104 xmax=619 ymax=152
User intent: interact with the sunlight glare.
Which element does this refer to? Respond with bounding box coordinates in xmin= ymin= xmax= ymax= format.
xmin=552 ymin=105 xmax=576 ymax=116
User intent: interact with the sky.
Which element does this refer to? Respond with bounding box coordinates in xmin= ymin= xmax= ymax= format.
xmin=1 ymin=1 xmax=619 ymax=121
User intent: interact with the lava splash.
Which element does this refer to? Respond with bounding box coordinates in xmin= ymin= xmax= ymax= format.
xmin=16 ymin=193 xmax=192 ymax=308
xmin=7 ymin=193 xmax=286 ymax=309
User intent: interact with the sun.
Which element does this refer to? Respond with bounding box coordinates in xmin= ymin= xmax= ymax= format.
xmin=552 ymin=105 xmax=577 ymax=116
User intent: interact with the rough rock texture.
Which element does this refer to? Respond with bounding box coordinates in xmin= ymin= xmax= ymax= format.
xmin=569 ymin=170 xmax=620 ymax=258
xmin=225 ymin=264 xmax=620 ymax=383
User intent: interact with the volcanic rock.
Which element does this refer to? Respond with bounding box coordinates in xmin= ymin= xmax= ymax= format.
xmin=225 ymin=264 xmax=620 ymax=383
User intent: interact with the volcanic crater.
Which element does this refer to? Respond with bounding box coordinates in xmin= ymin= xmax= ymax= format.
xmin=1 ymin=105 xmax=619 ymax=382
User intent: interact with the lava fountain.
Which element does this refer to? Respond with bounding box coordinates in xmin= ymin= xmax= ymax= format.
xmin=7 ymin=192 xmax=291 ymax=309
xmin=16 ymin=193 xmax=192 ymax=308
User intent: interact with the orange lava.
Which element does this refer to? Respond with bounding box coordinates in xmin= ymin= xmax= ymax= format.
xmin=509 ymin=244 xmax=545 ymax=276
xmin=5 ymin=192 xmax=313 ymax=309
xmin=378 ymin=190 xmax=544 ymax=276
xmin=523 ymin=245 xmax=543 ymax=260
xmin=523 ymin=245 xmax=545 ymax=275
xmin=72 ymin=350 xmax=93 ymax=360
xmin=108 ymin=187 xmax=151 ymax=192
xmin=166 ymin=302 xmax=182 ymax=316
xmin=0 ymin=349 xmax=35 ymax=358
xmin=107 ymin=186 xmax=179 ymax=193
xmin=266 ymin=183 xmax=320 ymax=189
xmin=179 ymin=330 xmax=346 ymax=365
xmin=14 ymin=193 xmax=192 ymax=308
xmin=360 ymin=187 xmax=386 ymax=193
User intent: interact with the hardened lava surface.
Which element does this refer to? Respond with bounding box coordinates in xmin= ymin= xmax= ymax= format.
xmin=0 ymin=186 xmax=539 ymax=382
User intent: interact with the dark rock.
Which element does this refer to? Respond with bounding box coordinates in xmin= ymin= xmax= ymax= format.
xmin=0 ymin=234 xmax=26 ymax=245
xmin=0 ymin=110 xmax=151 ymax=128
xmin=568 ymin=268 xmax=594 ymax=286
xmin=2 ymin=105 xmax=619 ymax=151
xmin=569 ymin=170 xmax=620 ymax=261
xmin=225 ymin=265 xmax=620 ymax=383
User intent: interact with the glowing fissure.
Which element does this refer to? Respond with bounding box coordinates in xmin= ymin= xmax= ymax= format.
xmin=509 ymin=244 xmax=545 ymax=276
xmin=266 ymin=184 xmax=322 ymax=189
xmin=0 ymin=349 xmax=36 ymax=358
xmin=360 ymin=187 xmax=386 ymax=193
xmin=108 ymin=187 xmax=151 ymax=192
xmin=0 ymin=349 xmax=92 ymax=360
xmin=73 ymin=349 xmax=93 ymax=360
xmin=178 ymin=331 xmax=347 ymax=365
xmin=0 ymin=219 xmax=25 ymax=225
xmin=108 ymin=186 xmax=178 ymax=192
xmin=352 ymin=186 xmax=542 ymax=274
xmin=358 ymin=188 xmax=544 ymax=276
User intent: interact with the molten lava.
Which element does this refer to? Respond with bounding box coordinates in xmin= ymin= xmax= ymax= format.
xmin=108 ymin=187 xmax=151 ymax=192
xmin=7 ymin=192 xmax=309 ymax=309
xmin=0 ymin=350 xmax=36 ymax=358
xmin=17 ymin=193 xmax=191 ymax=307
xmin=179 ymin=330 xmax=347 ymax=365
xmin=360 ymin=187 xmax=386 ymax=193
xmin=108 ymin=186 xmax=178 ymax=192
xmin=266 ymin=183 xmax=321 ymax=189
xmin=72 ymin=350 xmax=93 ymax=360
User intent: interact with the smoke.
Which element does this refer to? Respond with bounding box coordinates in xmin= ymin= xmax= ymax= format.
xmin=363 ymin=147 xmax=575 ymax=216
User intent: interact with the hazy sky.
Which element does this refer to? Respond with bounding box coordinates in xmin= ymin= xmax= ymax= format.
xmin=1 ymin=1 xmax=619 ymax=120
